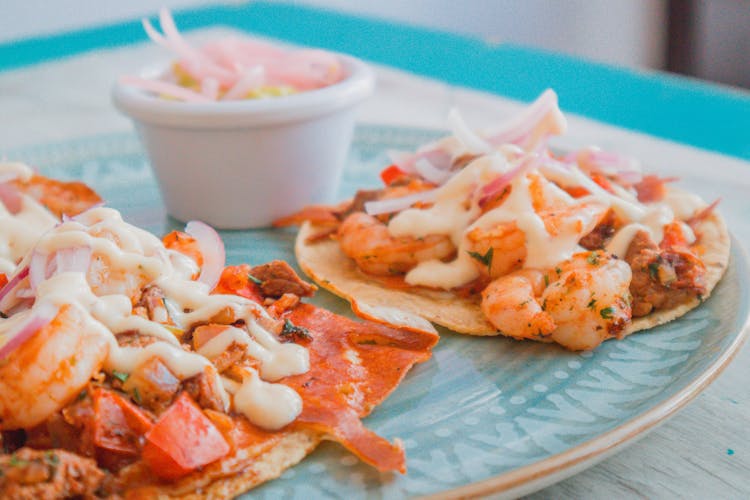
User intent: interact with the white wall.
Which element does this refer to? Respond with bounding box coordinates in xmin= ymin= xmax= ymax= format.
xmin=0 ymin=0 xmax=667 ymax=69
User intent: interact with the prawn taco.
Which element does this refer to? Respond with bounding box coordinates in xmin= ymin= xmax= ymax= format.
xmin=0 ymin=192 xmax=436 ymax=497
xmin=278 ymin=90 xmax=730 ymax=351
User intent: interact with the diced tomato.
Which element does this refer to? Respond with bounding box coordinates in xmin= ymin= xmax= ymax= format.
xmin=660 ymin=221 xmax=688 ymax=250
xmin=564 ymin=186 xmax=590 ymax=198
xmin=379 ymin=165 xmax=407 ymax=186
xmin=0 ymin=273 xmax=7 ymax=289
xmin=213 ymin=264 xmax=263 ymax=304
xmin=142 ymin=392 xmax=230 ymax=479
xmin=92 ymin=388 xmax=153 ymax=455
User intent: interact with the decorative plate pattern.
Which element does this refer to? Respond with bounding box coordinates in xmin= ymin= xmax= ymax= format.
xmin=11 ymin=126 xmax=749 ymax=499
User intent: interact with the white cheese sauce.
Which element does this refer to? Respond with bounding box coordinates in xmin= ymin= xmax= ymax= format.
xmin=0 ymin=163 xmax=59 ymax=274
xmin=382 ymin=147 xmax=705 ymax=289
xmin=7 ymin=207 xmax=309 ymax=430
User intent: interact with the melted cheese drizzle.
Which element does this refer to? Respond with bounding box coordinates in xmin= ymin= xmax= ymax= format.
xmin=8 ymin=207 xmax=309 ymax=430
xmin=385 ymin=147 xmax=708 ymax=289
xmin=0 ymin=163 xmax=58 ymax=274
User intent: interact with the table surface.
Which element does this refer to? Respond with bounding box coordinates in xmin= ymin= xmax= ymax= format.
xmin=1 ymin=3 xmax=748 ymax=499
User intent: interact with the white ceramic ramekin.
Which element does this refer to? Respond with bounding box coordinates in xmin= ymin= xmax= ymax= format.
xmin=112 ymin=54 xmax=374 ymax=228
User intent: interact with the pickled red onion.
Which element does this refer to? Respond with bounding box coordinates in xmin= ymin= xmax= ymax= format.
xmin=185 ymin=221 xmax=225 ymax=290
xmin=127 ymin=9 xmax=344 ymax=102
xmin=364 ymin=189 xmax=439 ymax=216
xmin=0 ymin=266 xmax=29 ymax=304
xmin=414 ymin=158 xmax=452 ymax=185
xmin=485 ymin=89 xmax=567 ymax=151
xmin=479 ymin=154 xmax=540 ymax=205
xmin=0 ymin=301 xmax=59 ymax=360
xmin=119 ymin=76 xmax=212 ymax=103
xmin=28 ymin=246 xmax=92 ymax=292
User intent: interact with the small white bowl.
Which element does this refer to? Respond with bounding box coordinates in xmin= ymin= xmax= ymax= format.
xmin=113 ymin=54 xmax=374 ymax=229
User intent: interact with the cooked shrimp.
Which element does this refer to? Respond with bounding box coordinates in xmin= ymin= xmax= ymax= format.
xmin=15 ymin=174 xmax=102 ymax=218
xmin=481 ymin=250 xmax=632 ymax=350
xmin=337 ymin=212 xmax=455 ymax=276
xmin=542 ymin=250 xmax=632 ymax=350
xmin=480 ymin=269 xmax=555 ymax=340
xmin=466 ymin=222 xmax=526 ymax=278
xmin=466 ymin=202 xmax=608 ymax=279
xmin=0 ymin=304 xmax=109 ymax=429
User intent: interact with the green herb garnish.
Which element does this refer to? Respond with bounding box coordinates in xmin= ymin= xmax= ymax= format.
xmin=586 ymin=252 xmax=600 ymax=266
xmin=600 ymin=307 xmax=615 ymax=319
xmin=248 ymin=274 xmax=263 ymax=285
xmin=112 ymin=370 xmax=129 ymax=383
xmin=281 ymin=319 xmax=312 ymax=341
xmin=132 ymin=387 xmax=142 ymax=405
xmin=587 ymin=298 xmax=597 ymax=310
xmin=648 ymin=261 xmax=660 ymax=280
xmin=8 ymin=455 xmax=28 ymax=467
xmin=543 ymin=274 xmax=550 ymax=287
xmin=468 ymin=247 xmax=494 ymax=272
xmin=44 ymin=451 xmax=59 ymax=467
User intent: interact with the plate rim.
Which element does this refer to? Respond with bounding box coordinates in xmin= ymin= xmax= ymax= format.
xmin=426 ymin=240 xmax=750 ymax=500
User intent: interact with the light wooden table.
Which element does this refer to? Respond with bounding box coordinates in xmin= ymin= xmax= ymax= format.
xmin=1 ymin=32 xmax=748 ymax=499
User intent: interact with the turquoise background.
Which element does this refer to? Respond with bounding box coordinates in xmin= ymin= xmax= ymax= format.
xmin=0 ymin=1 xmax=749 ymax=160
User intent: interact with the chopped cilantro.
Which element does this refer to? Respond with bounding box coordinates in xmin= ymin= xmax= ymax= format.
xmin=247 ymin=274 xmax=263 ymax=285
xmin=543 ymin=274 xmax=550 ymax=287
xmin=648 ymin=261 xmax=660 ymax=280
xmin=112 ymin=370 xmax=129 ymax=383
xmin=8 ymin=455 xmax=28 ymax=467
xmin=587 ymin=298 xmax=597 ymax=310
xmin=77 ymin=389 xmax=87 ymax=401
xmin=467 ymin=247 xmax=494 ymax=272
xmin=44 ymin=451 xmax=59 ymax=467
xmin=600 ymin=307 xmax=615 ymax=319
xmin=586 ymin=252 xmax=600 ymax=266
xmin=555 ymin=267 xmax=562 ymax=275
xmin=132 ymin=387 xmax=142 ymax=405
xmin=281 ymin=319 xmax=312 ymax=341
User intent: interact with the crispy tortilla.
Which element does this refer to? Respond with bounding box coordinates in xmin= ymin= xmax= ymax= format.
xmin=120 ymin=301 xmax=436 ymax=498
xmin=296 ymin=191 xmax=730 ymax=338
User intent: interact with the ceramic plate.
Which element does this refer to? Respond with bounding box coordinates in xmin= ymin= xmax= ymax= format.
xmin=12 ymin=126 xmax=749 ymax=499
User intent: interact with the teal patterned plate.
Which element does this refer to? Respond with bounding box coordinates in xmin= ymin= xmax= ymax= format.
xmin=11 ymin=126 xmax=750 ymax=499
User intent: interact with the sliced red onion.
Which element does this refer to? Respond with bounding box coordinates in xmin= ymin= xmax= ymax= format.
xmin=185 ymin=220 xmax=225 ymax=290
xmin=414 ymin=158 xmax=452 ymax=185
xmin=0 ymin=301 xmax=59 ymax=360
xmin=28 ymin=251 xmax=49 ymax=292
xmin=0 ymin=183 xmax=22 ymax=214
xmin=54 ymin=247 xmax=93 ymax=274
xmin=486 ymin=89 xmax=566 ymax=151
xmin=0 ymin=265 xmax=29 ymax=304
xmin=448 ymin=108 xmax=492 ymax=155
xmin=201 ymin=77 xmax=220 ymax=100
xmin=364 ymin=189 xmax=439 ymax=216
xmin=479 ymin=155 xmax=540 ymax=205
xmin=573 ymin=147 xmax=643 ymax=185
xmin=221 ymin=66 xmax=265 ymax=101
xmin=120 ymin=75 xmax=212 ymax=103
